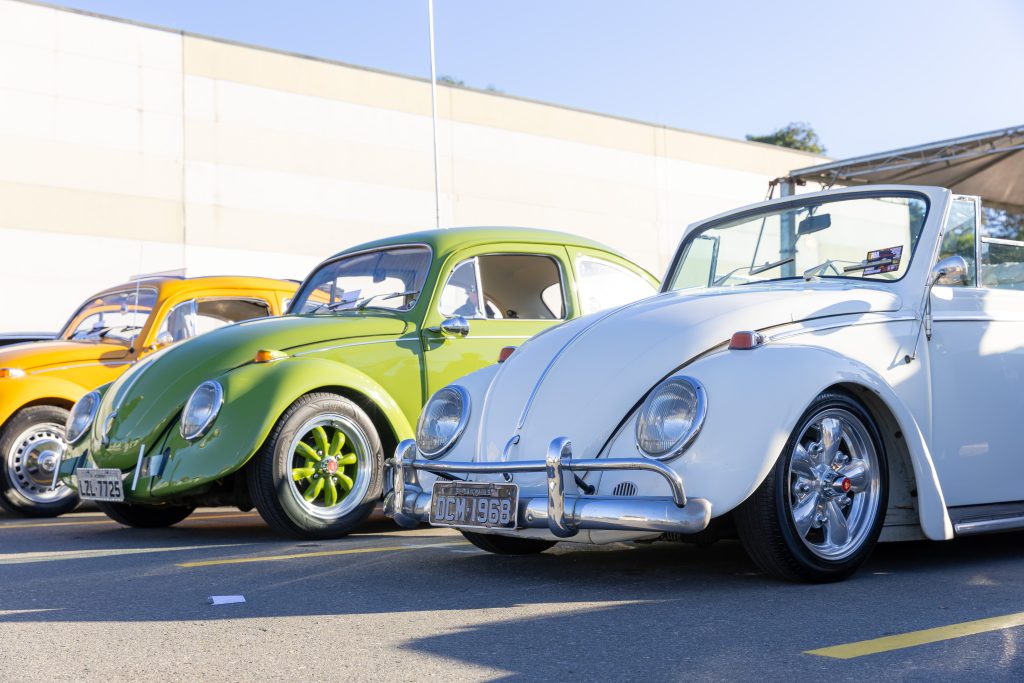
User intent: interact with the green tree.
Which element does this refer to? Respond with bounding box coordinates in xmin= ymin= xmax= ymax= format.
xmin=746 ymin=122 xmax=826 ymax=154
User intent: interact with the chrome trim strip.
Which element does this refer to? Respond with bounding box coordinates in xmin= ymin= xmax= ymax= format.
xmin=130 ymin=444 xmax=145 ymax=492
xmin=767 ymin=315 xmax=916 ymax=342
xmin=954 ymin=514 xmax=1024 ymax=536
xmin=293 ymin=335 xmax=421 ymax=357
xmin=385 ymin=437 xmax=702 ymax=537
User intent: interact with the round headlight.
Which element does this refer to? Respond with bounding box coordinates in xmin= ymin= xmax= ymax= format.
xmin=180 ymin=381 xmax=224 ymax=441
xmin=635 ymin=375 xmax=706 ymax=460
xmin=416 ymin=385 xmax=471 ymax=459
xmin=66 ymin=391 xmax=100 ymax=444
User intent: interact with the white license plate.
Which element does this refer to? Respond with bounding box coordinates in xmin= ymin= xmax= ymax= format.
xmin=77 ymin=468 xmax=125 ymax=502
xmin=429 ymin=481 xmax=518 ymax=529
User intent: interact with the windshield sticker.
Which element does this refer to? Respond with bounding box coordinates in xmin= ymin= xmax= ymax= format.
xmin=863 ymin=246 xmax=903 ymax=275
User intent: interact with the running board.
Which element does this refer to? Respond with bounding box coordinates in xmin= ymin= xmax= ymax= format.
xmin=949 ymin=502 xmax=1024 ymax=536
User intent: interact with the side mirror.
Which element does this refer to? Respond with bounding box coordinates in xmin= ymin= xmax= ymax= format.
xmin=931 ymin=255 xmax=968 ymax=286
xmin=438 ymin=316 xmax=470 ymax=338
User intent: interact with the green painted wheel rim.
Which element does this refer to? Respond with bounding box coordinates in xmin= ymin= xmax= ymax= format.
xmin=286 ymin=414 xmax=371 ymax=521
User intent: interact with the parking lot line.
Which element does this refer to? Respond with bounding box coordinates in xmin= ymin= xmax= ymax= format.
xmin=0 ymin=544 xmax=247 ymax=565
xmin=178 ymin=541 xmax=464 ymax=568
xmin=806 ymin=611 xmax=1024 ymax=659
xmin=0 ymin=512 xmax=257 ymax=530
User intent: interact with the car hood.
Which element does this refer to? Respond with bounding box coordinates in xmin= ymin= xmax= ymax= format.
xmin=0 ymin=338 xmax=129 ymax=372
xmin=474 ymin=282 xmax=902 ymax=467
xmin=95 ymin=314 xmax=409 ymax=462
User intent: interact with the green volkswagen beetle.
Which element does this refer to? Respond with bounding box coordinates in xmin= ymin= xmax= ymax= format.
xmin=58 ymin=227 xmax=658 ymax=538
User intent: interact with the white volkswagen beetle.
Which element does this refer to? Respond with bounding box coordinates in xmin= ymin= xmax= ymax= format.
xmin=386 ymin=185 xmax=1019 ymax=582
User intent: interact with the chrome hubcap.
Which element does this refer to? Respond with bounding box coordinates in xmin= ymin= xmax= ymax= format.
xmin=6 ymin=422 xmax=74 ymax=505
xmin=787 ymin=409 xmax=881 ymax=561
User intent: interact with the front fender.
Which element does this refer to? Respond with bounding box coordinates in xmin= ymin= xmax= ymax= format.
xmin=142 ymin=357 xmax=415 ymax=499
xmin=0 ymin=374 xmax=88 ymax=427
xmin=601 ymin=345 xmax=952 ymax=541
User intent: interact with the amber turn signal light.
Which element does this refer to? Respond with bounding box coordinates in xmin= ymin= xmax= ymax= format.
xmin=0 ymin=368 xmax=26 ymax=378
xmin=728 ymin=331 xmax=765 ymax=350
xmin=253 ymin=349 xmax=287 ymax=363
xmin=497 ymin=346 xmax=517 ymax=363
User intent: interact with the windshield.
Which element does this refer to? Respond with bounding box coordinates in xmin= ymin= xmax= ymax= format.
xmin=667 ymin=193 xmax=929 ymax=291
xmin=61 ymin=288 xmax=158 ymax=342
xmin=289 ymin=246 xmax=432 ymax=314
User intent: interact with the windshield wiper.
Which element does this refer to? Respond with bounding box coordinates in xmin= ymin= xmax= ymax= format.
xmin=803 ymin=259 xmax=842 ymax=280
xmin=749 ymin=256 xmax=794 ymax=276
xmin=355 ymin=289 xmax=421 ymax=310
xmin=713 ymin=257 xmax=795 ymax=286
xmin=308 ymin=290 xmax=421 ymax=314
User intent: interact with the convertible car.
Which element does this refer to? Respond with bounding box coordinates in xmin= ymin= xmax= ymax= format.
xmin=0 ymin=275 xmax=297 ymax=516
xmin=387 ymin=185 xmax=1023 ymax=582
xmin=58 ymin=228 xmax=657 ymax=537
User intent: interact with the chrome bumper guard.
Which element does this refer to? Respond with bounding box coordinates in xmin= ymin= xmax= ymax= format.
xmin=384 ymin=437 xmax=712 ymax=538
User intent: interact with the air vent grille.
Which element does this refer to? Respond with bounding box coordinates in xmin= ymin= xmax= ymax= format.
xmin=612 ymin=481 xmax=638 ymax=497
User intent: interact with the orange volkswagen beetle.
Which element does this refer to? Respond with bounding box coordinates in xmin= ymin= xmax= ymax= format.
xmin=0 ymin=274 xmax=298 ymax=517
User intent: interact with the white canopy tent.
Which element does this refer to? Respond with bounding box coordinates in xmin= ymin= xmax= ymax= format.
xmin=784 ymin=125 xmax=1024 ymax=210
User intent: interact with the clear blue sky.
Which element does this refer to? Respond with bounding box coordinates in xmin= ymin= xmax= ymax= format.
xmin=47 ymin=0 xmax=1024 ymax=159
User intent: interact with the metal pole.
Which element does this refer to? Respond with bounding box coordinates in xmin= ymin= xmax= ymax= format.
xmin=427 ymin=0 xmax=442 ymax=228
xmin=779 ymin=178 xmax=796 ymax=277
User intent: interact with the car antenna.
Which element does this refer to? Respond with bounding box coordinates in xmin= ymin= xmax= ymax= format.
xmin=130 ymin=243 xmax=143 ymax=353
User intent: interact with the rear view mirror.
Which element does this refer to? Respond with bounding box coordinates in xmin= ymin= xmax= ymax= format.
xmin=797 ymin=213 xmax=832 ymax=235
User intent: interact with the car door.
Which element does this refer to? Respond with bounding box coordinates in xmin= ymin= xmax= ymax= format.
xmin=928 ymin=195 xmax=1024 ymax=506
xmin=421 ymin=245 xmax=572 ymax=396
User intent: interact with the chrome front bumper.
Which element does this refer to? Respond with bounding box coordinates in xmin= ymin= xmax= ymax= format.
xmin=383 ymin=437 xmax=712 ymax=538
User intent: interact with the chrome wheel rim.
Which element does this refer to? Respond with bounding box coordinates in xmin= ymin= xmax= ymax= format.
xmin=6 ymin=422 xmax=73 ymax=505
xmin=285 ymin=414 xmax=372 ymax=521
xmin=787 ymin=408 xmax=881 ymax=561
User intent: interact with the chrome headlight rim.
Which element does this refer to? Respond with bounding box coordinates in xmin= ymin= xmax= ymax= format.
xmin=634 ymin=374 xmax=707 ymax=461
xmin=179 ymin=380 xmax=224 ymax=442
xmin=416 ymin=385 xmax=471 ymax=459
xmin=66 ymin=390 xmax=100 ymax=445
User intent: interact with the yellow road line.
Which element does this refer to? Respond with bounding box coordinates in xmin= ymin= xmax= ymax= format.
xmin=178 ymin=542 xmax=463 ymax=568
xmin=0 ymin=512 xmax=257 ymax=530
xmin=806 ymin=611 xmax=1024 ymax=659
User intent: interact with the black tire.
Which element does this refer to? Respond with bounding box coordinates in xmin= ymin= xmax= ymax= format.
xmin=96 ymin=501 xmax=195 ymax=528
xmin=0 ymin=405 xmax=79 ymax=517
xmin=734 ymin=390 xmax=888 ymax=583
xmin=247 ymin=392 xmax=383 ymax=539
xmin=461 ymin=530 xmax=557 ymax=555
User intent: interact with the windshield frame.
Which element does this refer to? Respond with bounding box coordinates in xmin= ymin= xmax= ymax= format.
xmin=662 ymin=189 xmax=932 ymax=293
xmin=59 ymin=286 xmax=160 ymax=342
xmin=288 ymin=244 xmax=434 ymax=316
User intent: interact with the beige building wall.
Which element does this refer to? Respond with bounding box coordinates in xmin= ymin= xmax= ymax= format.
xmin=0 ymin=0 xmax=825 ymax=331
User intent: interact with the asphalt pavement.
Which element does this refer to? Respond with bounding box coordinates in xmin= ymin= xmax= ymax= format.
xmin=1 ymin=507 xmax=1023 ymax=681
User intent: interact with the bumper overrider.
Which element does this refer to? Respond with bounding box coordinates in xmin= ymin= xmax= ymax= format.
xmin=384 ymin=437 xmax=712 ymax=538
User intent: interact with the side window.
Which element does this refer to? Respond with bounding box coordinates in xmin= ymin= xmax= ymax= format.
xmin=937 ymin=199 xmax=977 ymax=286
xmin=156 ymin=298 xmax=271 ymax=345
xmin=478 ymin=254 xmax=565 ymax=320
xmin=576 ymin=256 xmax=657 ymax=315
xmin=439 ymin=259 xmax=484 ymax=319
xmin=980 ymin=206 xmax=1024 ymax=290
